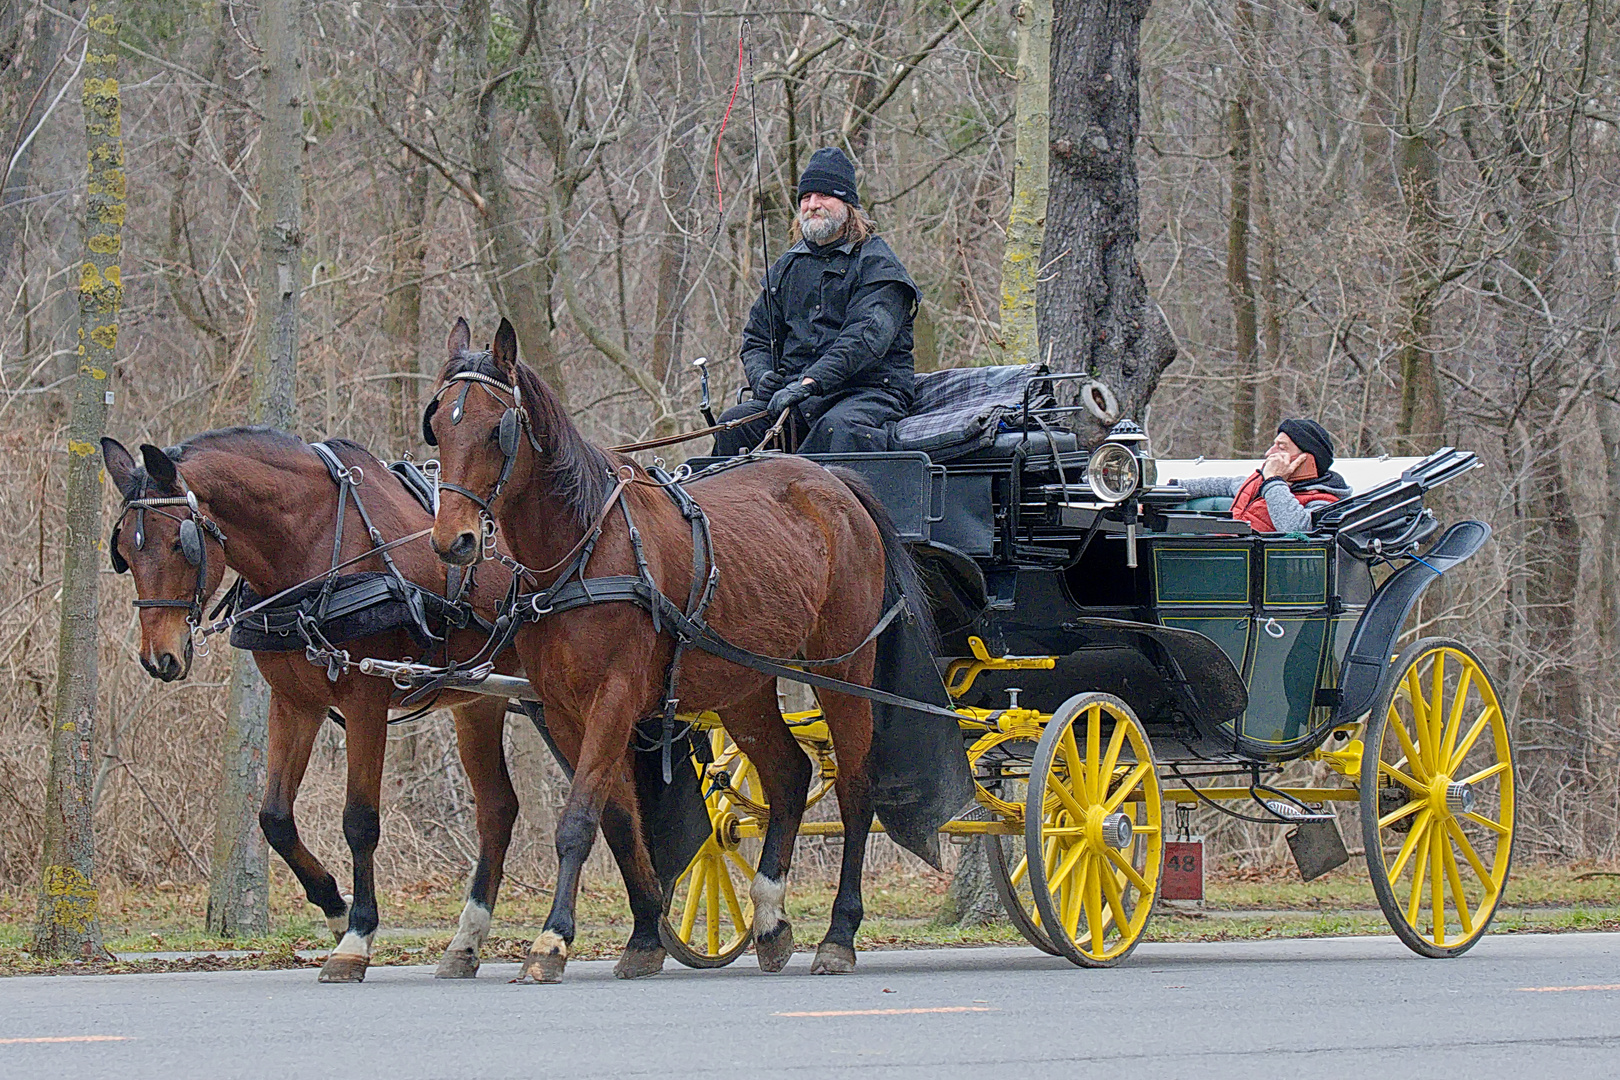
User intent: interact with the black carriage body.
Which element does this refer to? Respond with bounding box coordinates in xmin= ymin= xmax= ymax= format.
xmin=740 ymin=433 xmax=1487 ymax=766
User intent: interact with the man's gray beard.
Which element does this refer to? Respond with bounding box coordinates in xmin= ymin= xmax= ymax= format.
xmin=800 ymin=203 xmax=848 ymax=244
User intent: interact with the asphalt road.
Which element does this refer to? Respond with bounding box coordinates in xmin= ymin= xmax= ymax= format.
xmin=4 ymin=933 xmax=1618 ymax=1079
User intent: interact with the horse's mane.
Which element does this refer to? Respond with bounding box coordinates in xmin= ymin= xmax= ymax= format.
xmin=442 ymin=350 xmax=611 ymax=530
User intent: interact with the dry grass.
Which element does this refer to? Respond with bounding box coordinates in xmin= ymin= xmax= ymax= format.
xmin=2 ymin=857 xmax=1615 ymax=976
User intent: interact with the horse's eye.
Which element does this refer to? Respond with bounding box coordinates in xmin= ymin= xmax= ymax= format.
xmin=488 ymin=426 xmax=501 ymax=443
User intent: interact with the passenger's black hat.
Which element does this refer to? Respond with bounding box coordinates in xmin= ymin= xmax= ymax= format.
xmin=797 ymin=147 xmax=860 ymax=208
xmin=1278 ymin=418 xmax=1334 ymax=473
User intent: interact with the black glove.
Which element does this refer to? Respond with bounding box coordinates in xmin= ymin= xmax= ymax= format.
xmin=767 ymin=379 xmax=815 ymax=417
xmin=752 ymin=371 xmax=787 ymax=401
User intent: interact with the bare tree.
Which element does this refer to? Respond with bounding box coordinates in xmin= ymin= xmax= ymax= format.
xmin=208 ymin=0 xmax=308 ymax=937
xmin=1041 ymin=0 xmax=1176 ymax=439
xmin=997 ymin=0 xmax=1049 ymax=368
xmin=34 ymin=0 xmax=118 ymax=958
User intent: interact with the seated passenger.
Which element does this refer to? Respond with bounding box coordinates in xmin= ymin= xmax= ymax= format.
xmin=1174 ymin=419 xmax=1350 ymax=532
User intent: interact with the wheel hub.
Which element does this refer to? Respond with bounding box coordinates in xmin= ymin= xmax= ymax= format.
xmin=1445 ymin=781 xmax=1475 ymax=814
xmin=1100 ymin=812 xmax=1134 ymax=849
xmin=1426 ymin=774 xmax=1474 ymax=819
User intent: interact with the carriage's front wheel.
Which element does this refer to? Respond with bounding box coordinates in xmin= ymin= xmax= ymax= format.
xmin=1360 ymin=638 xmax=1515 ymax=957
xmin=1025 ymin=693 xmax=1162 ymax=967
xmin=659 ymin=729 xmax=761 ymax=968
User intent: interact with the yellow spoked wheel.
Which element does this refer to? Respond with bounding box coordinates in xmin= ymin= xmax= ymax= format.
xmin=1360 ymin=638 xmax=1515 ymax=957
xmin=659 ymin=729 xmax=762 ymax=968
xmin=1025 ymin=693 xmax=1162 ymax=967
xmin=970 ymin=736 xmax=1057 ymax=955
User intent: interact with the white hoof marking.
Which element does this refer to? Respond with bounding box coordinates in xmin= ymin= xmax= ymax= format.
xmin=532 ymin=929 xmax=567 ymax=958
xmin=448 ymin=902 xmax=492 ymax=956
xmin=750 ymin=874 xmax=787 ymax=937
xmin=330 ymin=930 xmax=374 ymax=960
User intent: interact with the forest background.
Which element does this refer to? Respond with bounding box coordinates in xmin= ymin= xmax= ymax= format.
xmin=0 ymin=0 xmax=1616 ymax=902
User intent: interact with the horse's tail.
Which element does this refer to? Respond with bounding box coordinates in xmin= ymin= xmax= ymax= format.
xmin=827 ymin=466 xmax=937 ymax=652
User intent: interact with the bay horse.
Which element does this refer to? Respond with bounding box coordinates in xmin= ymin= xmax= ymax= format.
xmin=425 ymin=316 xmax=926 ymax=981
xmin=100 ymin=429 xmax=648 ymax=982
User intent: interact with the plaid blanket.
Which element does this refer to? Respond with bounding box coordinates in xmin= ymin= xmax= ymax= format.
xmin=889 ymin=364 xmax=1055 ymax=457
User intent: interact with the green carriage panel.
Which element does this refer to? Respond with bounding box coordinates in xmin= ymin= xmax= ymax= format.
xmin=1239 ymin=615 xmax=1331 ymax=746
xmin=1262 ymin=546 xmax=1328 ymax=606
xmin=1153 ymin=547 xmax=1250 ymax=604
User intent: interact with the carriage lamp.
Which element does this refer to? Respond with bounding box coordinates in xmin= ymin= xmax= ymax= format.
xmin=1086 ymin=442 xmax=1139 ymax=503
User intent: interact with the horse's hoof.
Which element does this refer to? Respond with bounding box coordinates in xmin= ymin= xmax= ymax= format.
xmin=318 ymin=954 xmax=368 ymax=983
xmin=514 ymin=931 xmax=568 ymax=984
xmin=755 ymin=922 xmax=794 ymax=973
xmin=434 ymin=948 xmax=480 ymax=979
xmin=613 ymin=946 xmax=666 ymax=980
xmin=516 ymin=950 xmax=567 ymax=984
xmin=810 ymin=942 xmax=856 ymax=975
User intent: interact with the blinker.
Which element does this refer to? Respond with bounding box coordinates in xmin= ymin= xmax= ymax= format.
xmin=179 ymin=518 xmax=203 ymax=567
xmin=109 ymin=525 xmax=128 ymax=573
xmin=499 ymin=408 xmax=521 ymax=457
xmin=421 ymin=398 xmax=439 ymax=446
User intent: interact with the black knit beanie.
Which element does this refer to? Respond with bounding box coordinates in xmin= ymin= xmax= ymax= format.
xmin=797 ymin=147 xmax=860 ymax=208
xmin=1277 ymin=418 xmax=1334 ymax=473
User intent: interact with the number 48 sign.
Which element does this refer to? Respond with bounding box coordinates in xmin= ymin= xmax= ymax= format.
xmin=1161 ymin=838 xmax=1204 ymax=901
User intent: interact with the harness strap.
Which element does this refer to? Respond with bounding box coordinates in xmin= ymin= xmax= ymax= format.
xmin=504 ymin=573 xmax=950 ymax=720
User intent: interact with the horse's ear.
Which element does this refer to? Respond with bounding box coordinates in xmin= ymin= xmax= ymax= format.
xmin=102 ymin=437 xmax=138 ymax=498
xmin=493 ymin=317 xmax=518 ymax=376
xmin=447 ymin=316 xmax=471 ymax=358
xmin=139 ymin=444 xmax=179 ymax=491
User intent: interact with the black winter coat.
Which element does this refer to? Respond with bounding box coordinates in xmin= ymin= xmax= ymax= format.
xmin=740 ymin=235 xmax=919 ymax=405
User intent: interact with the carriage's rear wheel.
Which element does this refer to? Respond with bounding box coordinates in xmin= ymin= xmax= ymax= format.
xmin=1025 ymin=693 xmax=1162 ymax=967
xmin=659 ymin=729 xmax=761 ymax=968
xmin=1361 ymin=638 xmax=1514 ymax=958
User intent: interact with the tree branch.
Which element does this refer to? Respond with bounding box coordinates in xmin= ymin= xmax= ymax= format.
xmin=368 ymin=97 xmax=487 ymax=215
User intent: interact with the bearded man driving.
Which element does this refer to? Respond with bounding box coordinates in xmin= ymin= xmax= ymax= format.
xmin=712 ymin=147 xmax=919 ymax=456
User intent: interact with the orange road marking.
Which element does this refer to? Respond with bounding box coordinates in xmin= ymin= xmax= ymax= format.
xmin=0 ymin=1036 xmax=130 ymax=1045
xmin=1517 ymin=985 xmax=1620 ymax=993
xmin=774 ymin=1006 xmax=996 ymax=1017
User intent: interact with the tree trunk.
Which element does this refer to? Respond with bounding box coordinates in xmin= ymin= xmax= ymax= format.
xmin=1041 ymin=0 xmax=1177 ymax=442
xmin=34 ymin=0 xmax=119 ymax=958
xmin=1225 ymin=83 xmax=1258 ymax=454
xmin=383 ymin=17 xmax=442 ymax=445
xmin=1391 ymin=0 xmax=1444 ymax=452
xmin=209 ymin=0 xmax=307 ymax=937
xmin=997 ymin=0 xmax=1051 ymax=368
xmin=0 ymin=1 xmax=72 ymax=269
xmin=648 ymin=8 xmax=699 ymax=436
xmin=463 ymin=0 xmax=568 ymax=403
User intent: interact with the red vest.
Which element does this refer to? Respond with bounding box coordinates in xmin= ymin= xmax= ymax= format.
xmin=1230 ymin=471 xmax=1341 ymax=532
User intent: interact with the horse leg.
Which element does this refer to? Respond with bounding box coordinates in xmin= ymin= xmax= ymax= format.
xmin=436 ymin=697 xmax=519 ymax=979
xmin=727 ymin=683 xmax=812 ymax=974
xmin=516 ymin=695 xmax=639 ymax=984
xmin=809 ymin=685 xmax=876 ymax=975
xmin=599 ymin=779 xmax=667 ymax=979
xmin=259 ymin=694 xmax=351 ymax=940
xmin=320 ymin=710 xmax=388 ymax=984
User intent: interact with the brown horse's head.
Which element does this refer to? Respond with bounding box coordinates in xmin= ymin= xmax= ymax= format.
xmin=424 ymin=316 xmax=611 ymax=566
xmin=102 ymin=438 xmax=229 ymax=681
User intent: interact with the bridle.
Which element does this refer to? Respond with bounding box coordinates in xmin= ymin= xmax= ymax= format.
xmin=109 ymin=469 xmax=229 ymax=667
xmin=422 ymin=365 xmax=545 ymax=557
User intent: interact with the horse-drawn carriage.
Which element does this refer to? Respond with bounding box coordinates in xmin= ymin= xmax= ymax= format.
xmin=106 ymin=320 xmax=1513 ymax=980
xmin=635 ymin=366 xmax=1512 ymax=967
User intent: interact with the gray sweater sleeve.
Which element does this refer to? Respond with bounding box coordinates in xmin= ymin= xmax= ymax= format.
xmin=1175 ymin=475 xmax=1245 ymax=500
xmin=1260 ymin=479 xmax=1314 ymax=532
